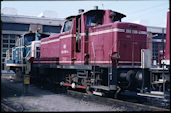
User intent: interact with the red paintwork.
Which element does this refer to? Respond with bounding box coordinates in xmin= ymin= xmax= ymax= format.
xmin=41 ymin=34 xmax=61 ymax=58
xmin=165 ymin=10 xmax=170 ymax=60
xmin=88 ymin=22 xmax=146 ymax=66
xmin=76 ymin=85 xmax=86 ymax=89
xmin=63 ymin=83 xmax=72 ymax=87
xmin=38 ymin=9 xmax=147 ymax=67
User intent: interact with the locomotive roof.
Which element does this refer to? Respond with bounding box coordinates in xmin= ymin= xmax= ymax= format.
xmin=66 ymin=9 xmax=126 ymax=20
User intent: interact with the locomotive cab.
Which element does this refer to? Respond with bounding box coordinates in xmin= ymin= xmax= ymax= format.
xmin=85 ymin=9 xmax=126 ymax=27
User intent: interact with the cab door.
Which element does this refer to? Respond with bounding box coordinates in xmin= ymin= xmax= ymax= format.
xmin=60 ymin=19 xmax=73 ymax=65
xmin=73 ymin=16 xmax=84 ymax=64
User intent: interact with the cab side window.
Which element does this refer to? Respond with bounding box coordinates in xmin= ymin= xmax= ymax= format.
xmin=86 ymin=12 xmax=103 ymax=26
xmin=86 ymin=15 xmax=96 ymax=26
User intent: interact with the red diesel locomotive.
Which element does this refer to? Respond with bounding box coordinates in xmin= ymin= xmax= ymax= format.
xmin=30 ymin=8 xmax=156 ymax=95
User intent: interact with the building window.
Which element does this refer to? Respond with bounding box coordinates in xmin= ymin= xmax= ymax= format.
xmin=10 ymin=45 xmax=14 ymax=48
xmin=3 ymin=44 xmax=8 ymax=48
xmin=10 ymin=40 xmax=15 ymax=43
xmin=3 ymin=34 xmax=9 ymax=38
xmin=3 ymin=54 xmax=6 ymax=57
xmin=2 ymin=23 xmax=30 ymax=31
xmin=10 ymin=45 xmax=15 ymax=48
xmin=10 ymin=34 xmax=16 ymax=39
xmin=3 ymin=40 xmax=8 ymax=43
xmin=43 ymin=25 xmax=62 ymax=33
xmin=2 ymin=64 xmax=4 ymax=70
xmin=2 ymin=59 xmax=5 ymax=63
xmin=3 ymin=49 xmax=8 ymax=52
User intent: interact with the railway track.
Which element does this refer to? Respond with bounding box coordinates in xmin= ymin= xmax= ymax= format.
xmin=1 ymin=79 xmax=24 ymax=112
xmin=2 ymin=78 xmax=169 ymax=111
xmin=1 ymin=102 xmax=17 ymax=112
xmin=66 ymin=90 xmax=169 ymax=111
xmin=33 ymin=81 xmax=170 ymax=111
xmin=1 ymin=99 xmax=24 ymax=112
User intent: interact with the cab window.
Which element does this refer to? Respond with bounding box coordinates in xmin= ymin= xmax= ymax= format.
xmin=86 ymin=11 xmax=104 ymax=26
xmin=86 ymin=15 xmax=96 ymax=26
xmin=110 ymin=11 xmax=126 ymax=22
xmin=62 ymin=19 xmax=72 ymax=32
xmin=86 ymin=15 xmax=103 ymax=26
xmin=24 ymin=34 xmax=35 ymax=45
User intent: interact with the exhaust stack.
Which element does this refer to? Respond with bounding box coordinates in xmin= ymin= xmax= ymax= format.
xmin=78 ymin=9 xmax=84 ymax=14
xmin=94 ymin=6 xmax=98 ymax=10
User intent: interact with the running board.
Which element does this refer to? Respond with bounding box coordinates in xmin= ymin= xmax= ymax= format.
xmin=137 ymin=92 xmax=166 ymax=99
xmin=91 ymin=85 xmax=110 ymax=91
xmin=93 ymin=91 xmax=104 ymax=96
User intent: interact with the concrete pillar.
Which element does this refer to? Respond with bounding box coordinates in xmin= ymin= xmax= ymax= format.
xmin=29 ymin=24 xmax=42 ymax=33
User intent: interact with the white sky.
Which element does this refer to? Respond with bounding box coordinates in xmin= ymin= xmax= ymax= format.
xmin=1 ymin=0 xmax=170 ymax=27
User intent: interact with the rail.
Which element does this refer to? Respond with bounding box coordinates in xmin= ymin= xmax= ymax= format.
xmin=66 ymin=90 xmax=169 ymax=111
xmin=1 ymin=99 xmax=24 ymax=112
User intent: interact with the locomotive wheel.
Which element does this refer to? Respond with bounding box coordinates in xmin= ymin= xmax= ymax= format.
xmin=135 ymin=70 xmax=143 ymax=88
xmin=125 ymin=70 xmax=136 ymax=89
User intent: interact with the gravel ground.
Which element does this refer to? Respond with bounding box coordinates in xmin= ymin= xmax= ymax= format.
xmin=9 ymin=95 xmax=126 ymax=111
xmin=1 ymin=78 xmax=127 ymax=111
